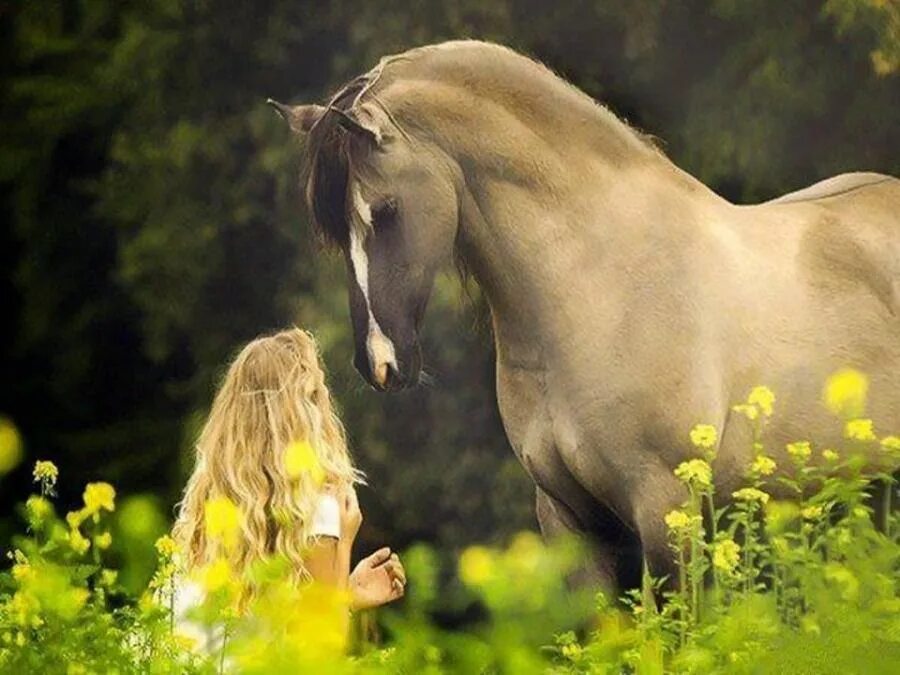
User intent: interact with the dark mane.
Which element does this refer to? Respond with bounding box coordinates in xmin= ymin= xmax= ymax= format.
xmin=303 ymin=75 xmax=372 ymax=247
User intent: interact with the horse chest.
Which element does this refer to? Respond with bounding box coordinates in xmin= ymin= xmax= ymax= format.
xmin=495 ymin=360 xmax=624 ymax=503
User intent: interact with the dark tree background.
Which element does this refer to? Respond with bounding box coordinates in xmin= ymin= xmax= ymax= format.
xmin=1 ymin=0 xmax=897 ymax=573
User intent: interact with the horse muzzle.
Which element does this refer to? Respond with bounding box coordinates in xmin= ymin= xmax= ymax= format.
xmin=354 ymin=329 xmax=421 ymax=392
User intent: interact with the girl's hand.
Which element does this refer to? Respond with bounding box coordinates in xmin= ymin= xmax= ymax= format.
xmin=340 ymin=486 xmax=362 ymax=543
xmin=349 ymin=548 xmax=406 ymax=611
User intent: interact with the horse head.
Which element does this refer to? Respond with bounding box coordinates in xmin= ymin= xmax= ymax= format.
xmin=269 ymin=77 xmax=460 ymax=391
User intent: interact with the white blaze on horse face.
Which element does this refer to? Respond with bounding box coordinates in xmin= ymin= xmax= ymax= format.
xmin=350 ymin=184 xmax=397 ymax=387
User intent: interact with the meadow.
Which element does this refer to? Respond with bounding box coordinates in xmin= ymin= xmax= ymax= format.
xmin=1 ymin=370 xmax=897 ymax=674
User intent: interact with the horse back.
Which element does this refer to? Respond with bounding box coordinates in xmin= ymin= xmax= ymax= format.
xmin=790 ymin=174 xmax=900 ymax=317
xmin=767 ymin=171 xmax=895 ymax=205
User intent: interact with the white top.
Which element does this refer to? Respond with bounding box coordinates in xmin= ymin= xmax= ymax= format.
xmin=172 ymin=493 xmax=342 ymax=656
xmin=309 ymin=493 xmax=341 ymax=539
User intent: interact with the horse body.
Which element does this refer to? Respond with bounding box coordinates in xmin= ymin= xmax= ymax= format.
xmin=283 ymin=40 xmax=900 ymax=592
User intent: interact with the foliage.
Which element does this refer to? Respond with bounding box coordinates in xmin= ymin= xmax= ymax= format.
xmin=2 ymin=374 xmax=898 ymax=673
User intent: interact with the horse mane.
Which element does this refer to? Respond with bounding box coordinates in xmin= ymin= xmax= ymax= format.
xmin=302 ymin=41 xmax=658 ymax=248
xmin=303 ymin=75 xmax=374 ymax=247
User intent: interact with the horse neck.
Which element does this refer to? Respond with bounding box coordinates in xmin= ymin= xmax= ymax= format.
xmin=452 ymin=123 xmax=728 ymax=366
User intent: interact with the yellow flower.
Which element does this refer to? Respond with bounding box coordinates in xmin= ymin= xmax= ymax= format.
xmin=844 ymin=418 xmax=876 ymax=442
xmin=33 ymin=460 xmax=58 ymax=482
xmin=83 ymin=482 xmax=116 ymax=514
xmin=11 ymin=563 xmax=35 ymax=584
xmin=205 ymin=496 xmax=241 ymax=548
xmin=284 ymin=439 xmax=326 ymax=484
xmin=100 ymin=570 xmax=118 ymax=587
xmin=94 ymin=532 xmax=112 ymax=550
xmin=200 ymin=558 xmax=232 ymax=593
xmin=0 ymin=418 xmax=23 ymax=475
xmin=69 ymin=529 xmax=90 ymax=555
xmin=732 ymin=404 xmax=758 ymax=421
xmin=750 ymin=455 xmax=777 ymax=476
xmin=786 ymin=441 xmax=812 ymax=462
xmin=664 ymin=509 xmax=697 ymax=532
xmin=689 ymin=424 xmax=718 ymax=450
xmin=747 ymin=386 xmax=776 ymax=417
xmin=712 ymin=539 xmax=741 ymax=574
xmin=154 ymin=534 xmax=178 ymax=557
xmin=66 ymin=509 xmax=87 ymax=530
xmin=25 ymin=496 xmax=53 ymax=523
xmin=561 ymin=643 xmax=583 ymax=661
xmin=459 ymin=546 xmax=494 ymax=586
xmin=674 ymin=458 xmax=713 ymax=488
xmin=824 ymin=368 xmax=868 ymax=419
xmin=506 ymin=531 xmax=542 ymax=574
xmin=822 ymin=449 xmax=840 ymax=462
xmin=881 ymin=436 xmax=900 ymax=455
xmin=801 ymin=506 xmax=823 ymax=520
xmin=732 ymin=487 xmax=770 ymax=504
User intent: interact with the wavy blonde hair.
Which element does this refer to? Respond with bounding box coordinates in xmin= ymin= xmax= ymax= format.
xmin=173 ymin=328 xmax=362 ymax=582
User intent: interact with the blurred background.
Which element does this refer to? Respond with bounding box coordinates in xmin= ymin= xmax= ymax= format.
xmin=1 ymin=0 xmax=897 ymax=588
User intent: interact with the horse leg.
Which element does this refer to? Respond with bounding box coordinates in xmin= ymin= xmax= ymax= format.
xmin=535 ymin=487 xmax=629 ymax=597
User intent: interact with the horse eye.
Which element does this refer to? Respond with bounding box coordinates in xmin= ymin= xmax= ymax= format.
xmin=372 ymin=198 xmax=397 ymax=225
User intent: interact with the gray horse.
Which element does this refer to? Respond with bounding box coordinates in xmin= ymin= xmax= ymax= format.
xmin=272 ymin=40 xmax=900 ymax=593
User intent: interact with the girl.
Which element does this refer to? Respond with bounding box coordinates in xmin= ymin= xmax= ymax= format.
xmin=171 ymin=328 xmax=405 ymax=650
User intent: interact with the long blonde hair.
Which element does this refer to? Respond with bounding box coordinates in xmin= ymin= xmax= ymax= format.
xmin=173 ymin=328 xmax=362 ymax=580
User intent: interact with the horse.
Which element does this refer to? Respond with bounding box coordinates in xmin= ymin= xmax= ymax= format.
xmin=271 ymin=40 xmax=900 ymax=594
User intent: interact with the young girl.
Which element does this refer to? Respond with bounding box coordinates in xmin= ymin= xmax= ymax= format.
xmin=170 ymin=328 xmax=405 ymax=650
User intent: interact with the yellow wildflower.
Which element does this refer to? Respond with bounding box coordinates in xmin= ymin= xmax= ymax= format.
xmin=11 ymin=563 xmax=34 ymax=584
xmin=506 ymin=531 xmax=542 ymax=574
xmin=844 ymin=418 xmax=876 ymax=442
xmin=801 ymin=506 xmax=823 ymax=520
xmin=674 ymin=458 xmax=713 ymax=488
xmin=33 ymin=460 xmax=58 ymax=483
xmin=822 ymin=449 xmax=839 ymax=462
xmin=66 ymin=509 xmax=87 ymax=530
xmin=712 ymin=539 xmax=741 ymax=574
xmin=284 ymin=439 xmax=326 ymax=484
xmin=689 ymin=424 xmax=718 ymax=450
xmin=881 ymin=436 xmax=900 ymax=455
xmin=750 ymin=454 xmax=777 ymax=476
xmin=732 ymin=403 xmax=758 ymax=421
xmin=0 ymin=418 xmax=23 ymax=475
xmin=200 ymin=558 xmax=232 ymax=593
xmin=823 ymin=368 xmax=868 ymax=419
xmin=100 ymin=570 xmax=118 ymax=587
xmin=205 ymin=496 xmax=241 ymax=548
xmin=459 ymin=546 xmax=494 ymax=586
xmin=561 ymin=643 xmax=583 ymax=661
xmin=83 ymin=482 xmax=116 ymax=514
xmin=69 ymin=529 xmax=90 ymax=555
xmin=748 ymin=386 xmax=776 ymax=417
xmin=664 ymin=509 xmax=697 ymax=532
xmin=94 ymin=532 xmax=112 ymax=550
xmin=732 ymin=487 xmax=770 ymax=504
xmin=155 ymin=534 xmax=178 ymax=557
xmin=786 ymin=441 xmax=812 ymax=462
xmin=25 ymin=496 xmax=53 ymax=522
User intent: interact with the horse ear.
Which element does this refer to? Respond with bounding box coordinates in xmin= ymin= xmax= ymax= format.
xmin=329 ymin=107 xmax=380 ymax=145
xmin=266 ymin=99 xmax=325 ymax=135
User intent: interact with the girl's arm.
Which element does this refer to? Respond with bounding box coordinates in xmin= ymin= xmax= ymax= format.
xmin=303 ymin=487 xmax=361 ymax=590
